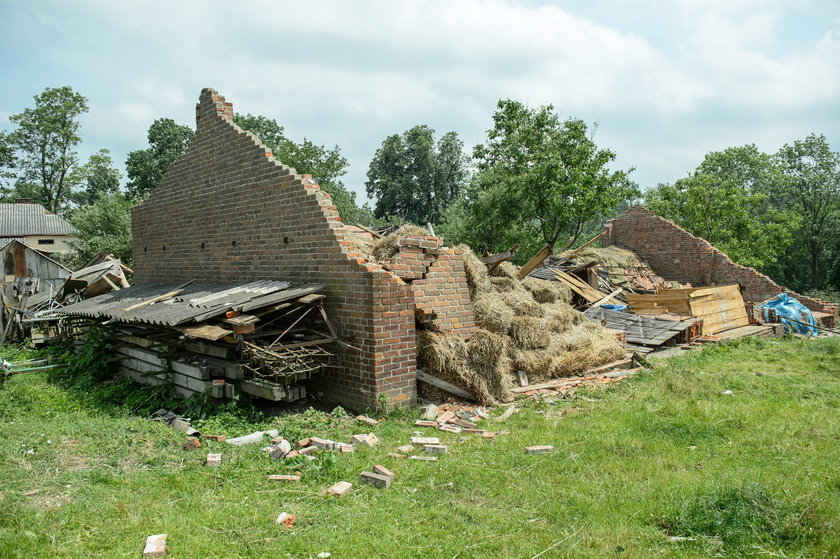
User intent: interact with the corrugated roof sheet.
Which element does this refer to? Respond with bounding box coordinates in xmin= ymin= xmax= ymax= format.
xmin=0 ymin=203 xmax=76 ymax=237
xmin=59 ymin=280 xmax=324 ymax=327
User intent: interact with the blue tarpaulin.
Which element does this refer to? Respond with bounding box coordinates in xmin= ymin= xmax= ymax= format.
xmin=759 ymin=293 xmax=818 ymax=336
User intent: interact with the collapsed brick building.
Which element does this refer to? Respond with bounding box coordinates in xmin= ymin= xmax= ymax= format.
xmin=602 ymin=206 xmax=838 ymax=320
xmin=131 ymin=89 xmax=477 ymax=409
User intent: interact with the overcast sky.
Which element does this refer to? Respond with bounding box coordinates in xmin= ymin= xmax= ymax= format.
xmin=1 ymin=0 xmax=838 ymax=203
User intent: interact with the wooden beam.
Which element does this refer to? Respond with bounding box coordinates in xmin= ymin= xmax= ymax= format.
xmin=416 ymin=369 xmax=477 ymax=401
xmin=566 ymin=232 xmax=604 ymax=258
xmin=122 ymin=281 xmax=193 ymax=312
xmin=590 ymin=288 xmax=624 ymax=308
xmin=516 ymin=244 xmax=552 ymax=280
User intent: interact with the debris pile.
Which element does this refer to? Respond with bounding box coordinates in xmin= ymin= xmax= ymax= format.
xmin=60 ymin=281 xmax=337 ymax=403
xmin=416 ymin=243 xmax=625 ymax=404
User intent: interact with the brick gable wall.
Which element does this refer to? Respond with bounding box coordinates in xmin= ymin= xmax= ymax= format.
xmin=132 ymin=89 xmax=417 ymax=409
xmin=603 ymin=205 xmax=837 ymax=315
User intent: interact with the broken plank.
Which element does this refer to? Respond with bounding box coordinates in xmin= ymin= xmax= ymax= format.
xmin=122 ymin=281 xmax=193 ymax=312
xmin=516 ymin=244 xmax=552 ymax=280
xmin=178 ymin=324 xmax=233 ymax=341
xmin=416 ymin=369 xmax=476 ymax=401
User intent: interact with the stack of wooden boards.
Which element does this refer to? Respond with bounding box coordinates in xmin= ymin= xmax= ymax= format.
xmin=625 ymin=285 xmax=750 ymax=335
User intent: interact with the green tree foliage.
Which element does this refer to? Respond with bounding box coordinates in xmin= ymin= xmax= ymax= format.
xmin=365 ymin=125 xmax=469 ymax=224
xmin=125 ymin=118 xmax=194 ymax=199
xmin=7 ymin=86 xmax=89 ymax=213
xmin=67 ymin=194 xmax=133 ymax=267
xmin=443 ymin=100 xmax=634 ymax=257
xmin=234 ymin=113 xmax=376 ymax=225
xmin=0 ymin=131 xmax=16 ymax=190
xmin=646 ymin=145 xmax=798 ymax=272
xmin=68 ymin=149 xmax=121 ymax=206
xmin=773 ymin=134 xmax=840 ymax=289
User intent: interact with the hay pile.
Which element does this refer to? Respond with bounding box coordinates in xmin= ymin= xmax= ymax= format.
xmin=366 ymin=225 xmax=429 ymax=261
xmin=559 ymin=245 xmax=672 ymax=291
xmin=416 ymin=245 xmax=625 ymax=404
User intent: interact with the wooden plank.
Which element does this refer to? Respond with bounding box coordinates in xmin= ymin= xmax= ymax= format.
xmin=416 ymin=369 xmax=477 ymax=401
xmin=516 ymin=244 xmax=552 ymax=280
xmin=179 ymin=324 xmax=232 ymax=341
xmin=552 ymin=269 xmax=603 ymax=303
xmin=590 ymin=288 xmax=623 ymax=308
xmin=480 ymin=251 xmax=515 ymax=267
xmin=121 ymin=281 xmax=193 ymax=312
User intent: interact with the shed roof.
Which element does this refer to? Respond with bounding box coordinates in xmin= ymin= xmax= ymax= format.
xmin=0 ymin=203 xmax=76 ymax=237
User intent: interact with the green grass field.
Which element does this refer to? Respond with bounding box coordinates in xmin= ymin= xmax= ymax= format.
xmin=1 ymin=336 xmax=839 ymax=558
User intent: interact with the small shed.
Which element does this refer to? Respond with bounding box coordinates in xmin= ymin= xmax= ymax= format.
xmin=1 ymin=238 xmax=71 ymax=296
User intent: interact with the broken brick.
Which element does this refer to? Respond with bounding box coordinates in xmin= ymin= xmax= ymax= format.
xmin=450 ymin=418 xmax=478 ymax=429
xmin=415 ymin=420 xmax=438 ymax=427
xmin=410 ymin=436 xmax=439 ymax=445
xmin=360 ymin=471 xmax=391 ymax=488
xmin=268 ymin=474 xmax=301 ymax=482
xmin=409 ymin=455 xmax=438 ymax=461
xmin=143 ymin=534 xmax=167 ymax=558
xmin=525 ymin=445 xmax=553 ymax=455
xmin=184 ymin=437 xmax=201 ymax=450
xmin=355 ymin=415 xmax=379 ymax=426
xmin=327 ymin=481 xmax=353 ymax=497
xmin=396 ymin=444 xmax=414 ymax=453
xmin=203 ymin=434 xmax=227 ymax=442
xmin=373 ymin=464 xmax=394 ymax=481
xmin=275 ymin=512 xmax=296 ymax=528
xmin=297 ymin=438 xmax=311 ymax=448
xmin=424 ymin=444 xmax=448 ymax=455
xmin=437 ymin=411 xmax=456 ymax=424
xmin=438 ymin=424 xmax=462 ymax=434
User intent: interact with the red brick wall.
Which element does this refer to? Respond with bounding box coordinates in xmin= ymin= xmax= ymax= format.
xmin=132 ymin=89 xmax=417 ymax=409
xmin=387 ymin=236 xmax=477 ymax=337
xmin=603 ymin=206 xmax=838 ymax=315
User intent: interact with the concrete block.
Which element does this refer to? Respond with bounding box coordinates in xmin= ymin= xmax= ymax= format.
xmin=327 ymin=481 xmax=353 ymax=497
xmin=299 ymin=445 xmax=318 ymax=456
xmin=396 ymin=444 xmax=414 ymax=453
xmin=338 ymin=443 xmax=354 ymax=453
xmin=143 ymin=534 xmax=167 ymax=558
xmin=409 ymin=455 xmax=438 ymax=461
xmin=410 ymin=436 xmax=439 ymax=445
xmin=525 ymin=445 xmax=553 ymax=455
xmin=360 ymin=471 xmax=391 ymax=488
xmin=206 ymin=453 xmax=222 ymax=467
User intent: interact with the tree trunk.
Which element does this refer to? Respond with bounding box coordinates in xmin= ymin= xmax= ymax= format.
xmin=810 ymin=245 xmax=820 ymax=290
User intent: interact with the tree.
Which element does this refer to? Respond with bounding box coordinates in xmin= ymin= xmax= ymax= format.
xmin=69 ymin=149 xmax=121 ymax=206
xmin=0 ymin=131 xmax=16 ymax=191
xmin=446 ymin=100 xmax=634 ymax=257
xmin=234 ymin=113 xmax=377 ymax=225
xmin=67 ymin=194 xmax=133 ymax=267
xmin=365 ymin=125 xmax=469 ymax=224
xmin=125 ymin=118 xmax=194 ymax=199
xmin=8 ymin=86 xmax=89 ymax=213
xmin=645 ymin=145 xmax=798 ymax=272
xmin=773 ymin=134 xmax=840 ymax=289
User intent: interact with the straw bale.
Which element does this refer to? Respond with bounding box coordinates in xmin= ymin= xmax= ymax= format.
xmin=562 ymin=245 xmax=644 ymax=268
xmin=542 ymin=302 xmax=586 ymax=332
xmin=509 ymin=316 xmax=550 ymax=350
xmin=472 ymin=294 xmax=515 ymax=335
xmin=521 ymin=277 xmax=572 ymax=305
xmin=498 ymin=289 xmax=545 ymax=317
xmin=489 ymin=261 xmax=519 ymax=279
xmin=370 ymin=224 xmax=429 ymax=261
xmin=455 ymin=244 xmax=493 ymax=296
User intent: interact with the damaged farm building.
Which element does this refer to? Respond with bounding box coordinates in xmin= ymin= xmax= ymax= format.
xmin=55 ymin=89 xmax=837 ymax=411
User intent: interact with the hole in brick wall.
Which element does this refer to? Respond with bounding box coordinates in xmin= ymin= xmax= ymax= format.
xmin=201 ymin=242 xmax=205 ymax=249
xmin=283 ymin=237 xmax=290 ymax=244
xmin=144 ymin=247 xmax=147 ymax=253
xmin=232 ymin=240 xmax=237 ymax=247
xmin=163 ymin=245 xmax=166 ymax=251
